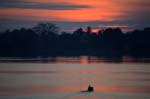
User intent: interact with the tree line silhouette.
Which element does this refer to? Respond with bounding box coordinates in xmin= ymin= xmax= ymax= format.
xmin=0 ymin=23 xmax=150 ymax=58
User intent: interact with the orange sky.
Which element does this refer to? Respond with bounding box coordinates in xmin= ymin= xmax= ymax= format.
xmin=0 ymin=0 xmax=149 ymax=32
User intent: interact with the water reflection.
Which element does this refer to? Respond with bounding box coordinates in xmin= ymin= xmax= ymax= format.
xmin=0 ymin=70 xmax=149 ymax=75
xmin=0 ymin=59 xmax=149 ymax=99
xmin=0 ymin=56 xmax=150 ymax=63
xmin=0 ymin=85 xmax=149 ymax=94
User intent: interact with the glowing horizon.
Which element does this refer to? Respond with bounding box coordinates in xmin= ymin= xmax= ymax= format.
xmin=0 ymin=0 xmax=149 ymax=32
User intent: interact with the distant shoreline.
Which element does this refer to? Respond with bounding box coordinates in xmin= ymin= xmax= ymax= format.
xmin=0 ymin=56 xmax=150 ymax=63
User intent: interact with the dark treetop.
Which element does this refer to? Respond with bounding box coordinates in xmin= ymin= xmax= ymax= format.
xmin=0 ymin=23 xmax=150 ymax=58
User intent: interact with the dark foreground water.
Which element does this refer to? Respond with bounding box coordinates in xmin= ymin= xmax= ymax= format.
xmin=0 ymin=57 xmax=149 ymax=99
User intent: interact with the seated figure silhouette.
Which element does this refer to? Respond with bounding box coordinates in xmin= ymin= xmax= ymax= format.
xmin=88 ymin=85 xmax=94 ymax=92
xmin=80 ymin=84 xmax=94 ymax=92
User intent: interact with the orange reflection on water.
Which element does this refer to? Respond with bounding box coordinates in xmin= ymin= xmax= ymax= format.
xmin=80 ymin=56 xmax=89 ymax=64
xmin=96 ymin=85 xmax=150 ymax=93
xmin=58 ymin=77 xmax=150 ymax=82
xmin=0 ymin=56 xmax=150 ymax=63
xmin=0 ymin=85 xmax=149 ymax=94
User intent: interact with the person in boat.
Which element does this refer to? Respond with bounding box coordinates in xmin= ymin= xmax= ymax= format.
xmin=88 ymin=85 xmax=94 ymax=92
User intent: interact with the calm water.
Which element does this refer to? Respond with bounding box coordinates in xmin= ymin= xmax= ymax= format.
xmin=0 ymin=57 xmax=149 ymax=99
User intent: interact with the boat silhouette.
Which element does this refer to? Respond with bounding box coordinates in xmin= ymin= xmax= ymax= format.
xmin=80 ymin=85 xmax=94 ymax=92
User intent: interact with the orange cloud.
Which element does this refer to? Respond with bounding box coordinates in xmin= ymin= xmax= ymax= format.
xmin=0 ymin=7 xmax=124 ymax=22
xmin=0 ymin=0 xmax=148 ymax=22
xmin=0 ymin=0 xmax=149 ymax=32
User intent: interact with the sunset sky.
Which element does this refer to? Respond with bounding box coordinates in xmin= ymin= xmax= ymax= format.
xmin=0 ymin=0 xmax=149 ymax=32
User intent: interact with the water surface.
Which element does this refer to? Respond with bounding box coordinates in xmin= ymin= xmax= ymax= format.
xmin=0 ymin=57 xmax=149 ymax=99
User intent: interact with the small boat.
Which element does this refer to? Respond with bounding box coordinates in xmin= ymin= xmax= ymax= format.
xmin=80 ymin=85 xmax=94 ymax=92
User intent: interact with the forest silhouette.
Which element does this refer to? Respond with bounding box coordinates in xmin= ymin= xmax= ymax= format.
xmin=0 ymin=23 xmax=150 ymax=58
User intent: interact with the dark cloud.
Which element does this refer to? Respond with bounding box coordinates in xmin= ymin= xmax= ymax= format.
xmin=0 ymin=0 xmax=90 ymax=10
